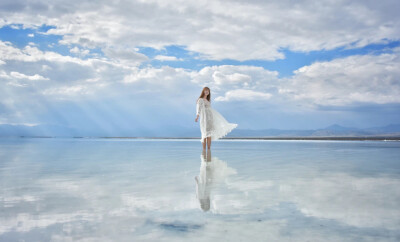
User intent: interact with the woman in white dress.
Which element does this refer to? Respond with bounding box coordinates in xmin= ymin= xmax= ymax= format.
xmin=195 ymin=87 xmax=238 ymax=150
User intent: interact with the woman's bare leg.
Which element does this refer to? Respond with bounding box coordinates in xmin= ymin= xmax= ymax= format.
xmin=202 ymin=138 xmax=206 ymax=150
xmin=207 ymin=136 xmax=211 ymax=149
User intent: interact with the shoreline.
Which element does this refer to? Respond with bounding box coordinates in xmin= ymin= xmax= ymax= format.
xmin=1 ymin=136 xmax=399 ymax=141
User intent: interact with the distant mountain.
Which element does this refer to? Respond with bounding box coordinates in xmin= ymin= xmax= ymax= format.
xmin=323 ymin=124 xmax=358 ymax=131
xmin=363 ymin=124 xmax=400 ymax=133
xmin=315 ymin=123 xmax=400 ymax=136
xmin=0 ymin=123 xmax=399 ymax=138
xmin=229 ymin=128 xmax=314 ymax=137
xmin=310 ymin=124 xmax=371 ymax=136
xmin=227 ymin=123 xmax=400 ymax=137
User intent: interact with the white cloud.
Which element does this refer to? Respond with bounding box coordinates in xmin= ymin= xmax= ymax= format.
xmin=121 ymin=66 xmax=194 ymax=92
xmin=0 ymin=70 xmax=49 ymax=88
xmin=154 ymin=55 xmax=182 ymax=61
xmin=41 ymin=84 xmax=96 ymax=98
xmin=69 ymin=46 xmax=89 ymax=57
xmin=2 ymin=40 xmax=400 ymax=108
xmin=213 ymin=72 xmax=251 ymax=85
xmin=41 ymin=64 xmax=51 ymax=71
xmin=9 ymin=24 xmax=20 ymax=29
xmin=192 ymin=65 xmax=279 ymax=94
xmin=1 ymin=0 xmax=399 ymax=61
xmin=122 ymin=67 xmax=158 ymax=84
xmin=0 ymin=40 xmax=202 ymax=124
xmin=215 ymin=89 xmax=272 ymax=101
xmin=190 ymin=51 xmax=400 ymax=106
xmin=28 ymin=33 xmax=34 ymax=37
xmin=0 ymin=41 xmax=88 ymax=64
xmin=282 ymin=51 xmax=400 ymax=106
xmin=102 ymin=46 xmax=149 ymax=66
xmin=1 ymin=37 xmax=400 ymax=127
xmin=9 ymin=71 xmax=49 ymax=81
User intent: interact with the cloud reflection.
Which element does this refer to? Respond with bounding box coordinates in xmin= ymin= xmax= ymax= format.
xmin=1 ymin=139 xmax=400 ymax=241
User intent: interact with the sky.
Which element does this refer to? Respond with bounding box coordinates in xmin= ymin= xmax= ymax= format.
xmin=0 ymin=0 xmax=400 ymax=136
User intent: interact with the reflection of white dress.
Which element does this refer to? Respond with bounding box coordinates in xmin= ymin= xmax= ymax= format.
xmin=195 ymin=154 xmax=238 ymax=212
xmin=196 ymin=98 xmax=238 ymax=144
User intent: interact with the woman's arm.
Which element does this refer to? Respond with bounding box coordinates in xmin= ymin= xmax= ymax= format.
xmin=196 ymin=99 xmax=203 ymax=117
xmin=196 ymin=99 xmax=203 ymax=116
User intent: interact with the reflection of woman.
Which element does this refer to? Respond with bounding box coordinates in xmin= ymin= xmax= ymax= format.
xmin=194 ymin=150 xmax=237 ymax=212
xmin=194 ymin=150 xmax=213 ymax=211
xmin=195 ymin=87 xmax=238 ymax=150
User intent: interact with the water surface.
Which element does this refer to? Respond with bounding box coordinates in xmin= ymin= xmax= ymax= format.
xmin=1 ymin=138 xmax=399 ymax=241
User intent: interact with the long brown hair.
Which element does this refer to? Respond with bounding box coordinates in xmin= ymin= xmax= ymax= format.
xmin=197 ymin=87 xmax=211 ymax=103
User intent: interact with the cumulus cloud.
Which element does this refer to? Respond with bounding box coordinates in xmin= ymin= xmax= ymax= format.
xmin=191 ymin=65 xmax=279 ymax=95
xmin=0 ymin=41 xmax=87 ymax=64
xmin=1 ymin=37 xmax=400 ymax=128
xmin=0 ymin=40 xmax=201 ymax=125
xmin=69 ymin=46 xmax=89 ymax=57
xmin=3 ymin=37 xmax=399 ymax=125
xmin=1 ymin=0 xmax=399 ymax=61
xmin=189 ymin=49 xmax=400 ymax=108
xmin=121 ymin=66 xmax=192 ymax=88
xmin=215 ymin=89 xmax=272 ymax=101
xmin=1 ymin=69 xmax=49 ymax=87
xmin=154 ymin=55 xmax=182 ymax=61
xmin=9 ymin=71 xmax=49 ymax=81
xmin=41 ymin=84 xmax=99 ymax=97
xmin=282 ymin=51 xmax=400 ymax=106
xmin=102 ymin=46 xmax=149 ymax=66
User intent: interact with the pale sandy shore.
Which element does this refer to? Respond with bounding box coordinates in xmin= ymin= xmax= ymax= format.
xmin=6 ymin=136 xmax=399 ymax=141
xmin=100 ymin=136 xmax=399 ymax=141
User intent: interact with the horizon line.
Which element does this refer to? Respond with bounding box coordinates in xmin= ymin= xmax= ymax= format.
xmin=1 ymin=136 xmax=399 ymax=141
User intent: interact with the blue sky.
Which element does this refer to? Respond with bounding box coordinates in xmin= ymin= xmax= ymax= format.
xmin=0 ymin=0 xmax=400 ymax=136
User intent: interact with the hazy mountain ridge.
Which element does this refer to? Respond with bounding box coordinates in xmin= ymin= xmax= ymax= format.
xmin=228 ymin=124 xmax=400 ymax=137
xmin=1 ymin=123 xmax=400 ymax=138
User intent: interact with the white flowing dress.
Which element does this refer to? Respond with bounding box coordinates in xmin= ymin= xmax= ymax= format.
xmin=196 ymin=98 xmax=238 ymax=143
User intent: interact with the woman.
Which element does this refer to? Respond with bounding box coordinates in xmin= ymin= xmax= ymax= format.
xmin=195 ymin=87 xmax=238 ymax=150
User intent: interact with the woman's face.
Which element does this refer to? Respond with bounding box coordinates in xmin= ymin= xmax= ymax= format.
xmin=204 ymin=89 xmax=209 ymax=96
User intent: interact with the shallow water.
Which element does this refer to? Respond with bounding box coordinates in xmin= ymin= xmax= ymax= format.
xmin=0 ymin=138 xmax=399 ymax=241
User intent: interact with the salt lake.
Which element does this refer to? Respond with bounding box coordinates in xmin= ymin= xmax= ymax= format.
xmin=1 ymin=137 xmax=399 ymax=241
